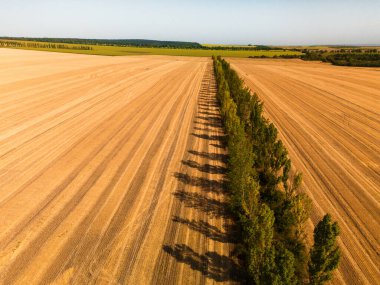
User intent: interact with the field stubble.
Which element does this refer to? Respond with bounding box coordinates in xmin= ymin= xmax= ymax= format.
xmin=228 ymin=58 xmax=380 ymax=285
xmin=0 ymin=49 xmax=237 ymax=284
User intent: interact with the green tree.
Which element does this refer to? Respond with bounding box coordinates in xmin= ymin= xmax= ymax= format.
xmin=271 ymin=243 xmax=296 ymax=285
xmin=213 ymin=56 xmax=341 ymax=285
xmin=291 ymin=193 xmax=312 ymax=241
xmin=309 ymin=214 xmax=341 ymax=284
xmin=242 ymin=203 xmax=275 ymax=284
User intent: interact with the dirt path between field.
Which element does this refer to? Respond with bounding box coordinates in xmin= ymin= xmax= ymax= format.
xmin=0 ymin=49 xmax=237 ymax=284
xmin=228 ymin=58 xmax=380 ymax=285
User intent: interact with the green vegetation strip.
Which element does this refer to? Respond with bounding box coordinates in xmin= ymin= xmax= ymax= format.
xmin=0 ymin=37 xmax=202 ymax=48
xmin=301 ymin=50 xmax=380 ymax=67
xmin=213 ymin=56 xmax=340 ymax=284
xmin=0 ymin=39 xmax=301 ymax=58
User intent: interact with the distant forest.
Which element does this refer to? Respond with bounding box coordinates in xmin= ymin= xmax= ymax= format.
xmin=0 ymin=40 xmax=92 ymax=51
xmin=301 ymin=50 xmax=380 ymax=67
xmin=0 ymin=37 xmax=280 ymax=51
xmin=0 ymin=37 xmax=203 ymax=49
xmin=203 ymin=45 xmax=283 ymax=51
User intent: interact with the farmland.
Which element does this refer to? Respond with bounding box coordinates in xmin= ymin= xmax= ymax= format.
xmin=0 ymin=39 xmax=302 ymax=58
xmin=0 ymin=46 xmax=379 ymax=285
xmin=0 ymin=49 xmax=238 ymax=284
xmin=228 ymin=58 xmax=380 ymax=284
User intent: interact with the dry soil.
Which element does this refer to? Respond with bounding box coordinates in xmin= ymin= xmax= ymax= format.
xmin=0 ymin=49 xmax=237 ymax=284
xmin=229 ymin=58 xmax=380 ymax=285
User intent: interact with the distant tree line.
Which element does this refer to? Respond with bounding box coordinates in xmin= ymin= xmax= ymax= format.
xmin=326 ymin=47 xmax=378 ymax=53
xmin=249 ymin=54 xmax=300 ymax=59
xmin=301 ymin=50 xmax=380 ymax=67
xmin=0 ymin=37 xmax=287 ymax=51
xmin=204 ymin=45 xmax=283 ymax=51
xmin=325 ymin=53 xmax=380 ymax=67
xmin=213 ymin=56 xmax=340 ymax=284
xmin=0 ymin=37 xmax=202 ymax=49
xmin=0 ymin=40 xmax=92 ymax=51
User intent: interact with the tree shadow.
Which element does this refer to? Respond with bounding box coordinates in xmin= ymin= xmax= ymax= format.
xmin=193 ymin=126 xmax=218 ymax=132
xmin=198 ymin=106 xmax=220 ymax=114
xmin=161 ymin=69 xmax=244 ymax=282
xmin=173 ymin=216 xmax=235 ymax=243
xmin=210 ymin=143 xmax=226 ymax=149
xmin=191 ymin=133 xmax=226 ymax=141
xmin=198 ymin=110 xmax=219 ymax=117
xmin=198 ymin=103 xmax=219 ymax=108
xmin=193 ymin=112 xmax=224 ymax=130
xmin=188 ymin=150 xmax=228 ymax=164
xmin=162 ymin=244 xmax=242 ymax=282
xmin=196 ymin=115 xmax=221 ymax=122
xmin=181 ymin=159 xmax=227 ymax=174
xmin=194 ymin=120 xmax=222 ymax=129
xmin=173 ymin=190 xmax=229 ymax=218
xmin=174 ymin=172 xmax=226 ymax=194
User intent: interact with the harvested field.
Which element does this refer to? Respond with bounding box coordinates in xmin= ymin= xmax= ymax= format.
xmin=228 ymin=58 xmax=380 ymax=285
xmin=0 ymin=49 xmax=237 ymax=284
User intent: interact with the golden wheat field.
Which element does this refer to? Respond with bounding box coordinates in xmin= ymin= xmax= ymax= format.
xmin=1 ymin=48 xmax=379 ymax=285
xmin=229 ymin=58 xmax=380 ymax=285
xmin=0 ymin=49 xmax=237 ymax=284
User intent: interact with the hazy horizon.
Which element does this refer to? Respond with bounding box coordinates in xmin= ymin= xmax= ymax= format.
xmin=2 ymin=36 xmax=380 ymax=47
xmin=1 ymin=0 xmax=379 ymax=46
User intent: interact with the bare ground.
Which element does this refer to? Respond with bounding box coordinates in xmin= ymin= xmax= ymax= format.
xmin=0 ymin=49 xmax=237 ymax=284
xmin=228 ymin=58 xmax=380 ymax=285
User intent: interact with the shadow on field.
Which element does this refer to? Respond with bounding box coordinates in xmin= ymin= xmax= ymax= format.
xmin=172 ymin=216 xmax=235 ymax=243
xmin=188 ymin=150 xmax=228 ymax=163
xmin=198 ymin=103 xmax=219 ymax=109
xmin=173 ymin=190 xmax=229 ymax=218
xmin=163 ymin=244 xmax=242 ymax=282
xmin=181 ymin=159 xmax=227 ymax=174
xmin=198 ymin=110 xmax=219 ymax=117
xmin=193 ymin=120 xmax=223 ymax=129
xmin=191 ymin=132 xmax=226 ymax=141
xmin=161 ymin=65 xmax=243 ymax=283
xmin=174 ymin=172 xmax=226 ymax=194
xmin=193 ymin=126 xmax=217 ymax=132
xmin=210 ymin=142 xmax=226 ymax=149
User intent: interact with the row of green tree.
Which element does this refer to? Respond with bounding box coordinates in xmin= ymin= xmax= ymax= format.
xmin=0 ymin=40 xmax=92 ymax=51
xmin=301 ymin=51 xmax=380 ymax=67
xmin=212 ymin=56 xmax=340 ymax=284
xmin=0 ymin=37 xmax=202 ymax=49
xmin=326 ymin=53 xmax=380 ymax=67
xmin=0 ymin=37 xmax=287 ymax=51
xmin=249 ymin=54 xmax=300 ymax=59
xmin=203 ymin=45 xmax=283 ymax=51
xmin=288 ymin=47 xmax=379 ymax=54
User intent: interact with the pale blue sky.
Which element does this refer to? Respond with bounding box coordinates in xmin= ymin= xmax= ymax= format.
xmin=1 ymin=0 xmax=379 ymax=45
